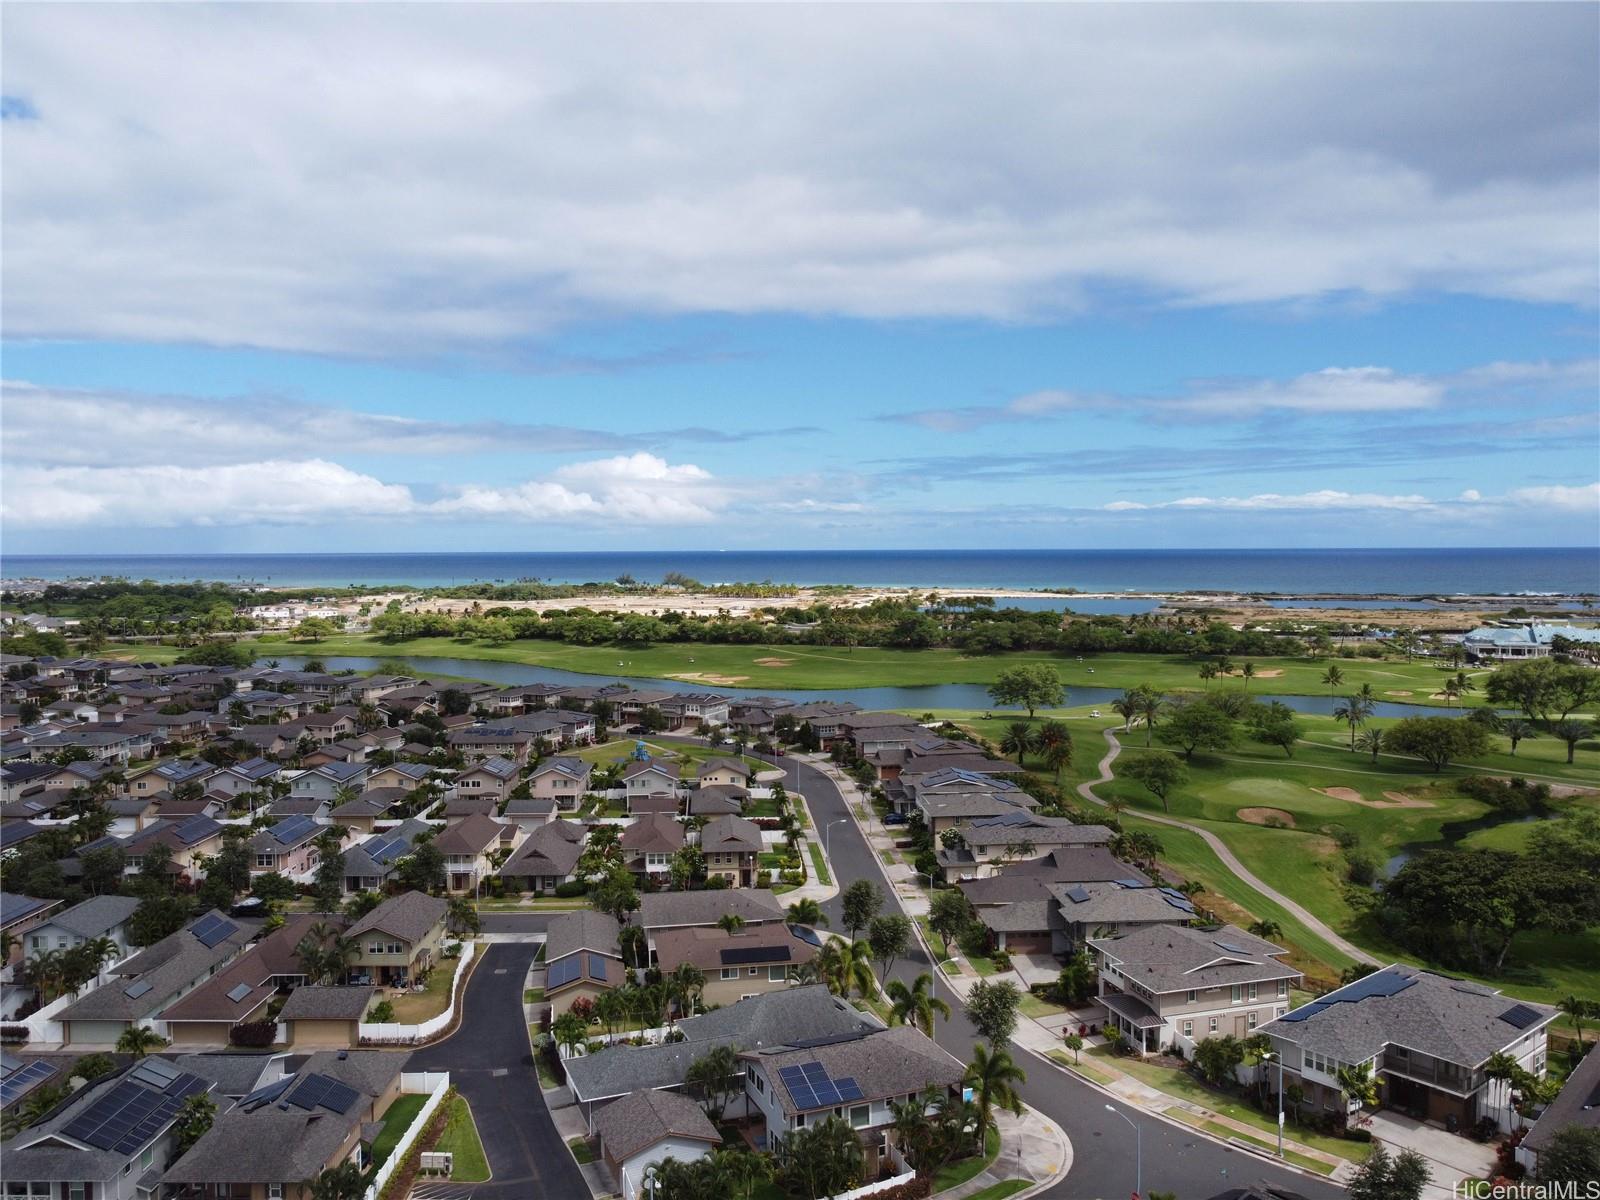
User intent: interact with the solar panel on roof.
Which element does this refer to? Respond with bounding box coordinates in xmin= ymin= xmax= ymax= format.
xmin=241 ymin=1075 xmax=294 ymax=1110
xmin=1337 ymin=969 xmax=1417 ymax=1003
xmin=1499 ymin=1004 xmax=1543 ymax=1030
xmin=227 ymin=982 xmax=255 ymax=1003
xmin=547 ymin=956 xmax=580 ymax=989
xmin=801 ymin=1062 xmax=829 ymax=1083
xmin=128 ymin=1057 xmax=180 ymax=1088
xmin=813 ymin=1081 xmax=840 ymax=1106
xmin=319 ymin=1080 xmax=360 ymax=1115
xmin=1276 ymin=1001 xmax=1328 ymax=1023
xmin=1 ymin=1050 xmax=23 ymax=1075
xmin=587 ymin=952 xmax=611 ymax=979
xmin=1213 ymin=941 xmax=1249 ymax=955
xmin=1063 ymin=885 xmax=1090 ymax=904
xmin=788 ymin=1085 xmax=817 ymax=1110
xmin=288 ymin=1075 xmax=330 ymax=1110
xmin=721 ymin=944 xmax=789 ymax=966
xmin=0 ymin=1060 xmax=57 ymax=1107
xmin=778 ymin=1066 xmax=809 ymax=1087
xmin=835 ymin=1076 xmax=863 ymax=1103
xmin=194 ymin=916 xmax=239 ymax=949
xmin=123 ymin=980 xmax=153 ymax=999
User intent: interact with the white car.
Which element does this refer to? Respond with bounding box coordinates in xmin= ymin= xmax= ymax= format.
xmin=1089 ymin=710 xmax=1102 ymax=718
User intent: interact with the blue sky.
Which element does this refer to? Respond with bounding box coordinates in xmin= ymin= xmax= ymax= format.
xmin=2 ymin=5 xmax=1596 ymax=553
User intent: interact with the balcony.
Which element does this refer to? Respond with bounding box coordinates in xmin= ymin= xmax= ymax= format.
xmin=1381 ymin=1051 xmax=1475 ymax=1095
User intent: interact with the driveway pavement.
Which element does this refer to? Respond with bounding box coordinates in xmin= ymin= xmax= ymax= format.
xmin=405 ymin=942 xmax=586 ymax=1199
xmin=1366 ymin=1111 xmax=1497 ymax=1194
xmin=764 ymin=751 xmax=1346 ymax=1200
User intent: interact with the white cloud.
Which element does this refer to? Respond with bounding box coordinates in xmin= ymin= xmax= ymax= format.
xmin=1504 ymin=482 xmax=1600 ymax=512
xmin=1102 ymin=482 xmax=1600 ymax=517
xmin=2 ymin=5 xmax=1595 ymax=355
xmin=1174 ymin=367 xmax=1441 ymax=416
xmin=435 ymin=454 xmax=728 ymax=524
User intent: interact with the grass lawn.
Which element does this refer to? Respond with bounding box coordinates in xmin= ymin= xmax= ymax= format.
xmin=966 ymin=954 xmax=1002 ymax=977
xmin=1086 ymin=1048 xmax=1368 ymax=1162
xmin=435 ymin=1096 xmax=491 ymax=1182
xmin=1019 ymin=993 xmax=1067 ymax=1019
xmin=1047 ymin=1049 xmax=1115 ymax=1084
xmin=1167 ymin=1109 xmax=1338 ymax=1175
xmin=529 ymin=1027 xmax=560 ymax=1087
xmin=389 ymin=959 xmax=459 ymax=1023
xmin=807 ymin=841 xmax=831 ymax=886
xmin=932 ymin=1125 xmax=1001 ymax=1192
xmin=523 ymin=987 xmax=544 ymax=1004
xmin=917 ymin=917 xmax=950 ymax=962
xmin=566 ymin=1136 xmax=595 ymax=1165
xmin=961 ymin=1182 xmax=1031 ymax=1200
xmin=368 ymin=1094 xmax=426 ymax=1167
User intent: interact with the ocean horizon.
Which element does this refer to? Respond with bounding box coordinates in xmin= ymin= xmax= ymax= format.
xmin=3 ymin=547 xmax=1596 ymax=595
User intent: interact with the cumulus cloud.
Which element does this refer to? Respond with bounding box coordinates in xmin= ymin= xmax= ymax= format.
xmin=1504 ymin=482 xmax=1600 ymax=511
xmin=435 ymin=454 xmax=729 ymax=524
xmin=2 ymin=5 xmax=1595 ymax=355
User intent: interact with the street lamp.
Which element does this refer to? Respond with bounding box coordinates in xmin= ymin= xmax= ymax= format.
xmin=1262 ymin=1050 xmax=1286 ymax=1158
xmin=825 ymin=818 xmax=848 ymax=864
xmin=1104 ymin=1104 xmax=1141 ymax=1199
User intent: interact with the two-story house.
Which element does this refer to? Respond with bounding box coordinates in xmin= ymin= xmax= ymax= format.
xmin=545 ymin=909 xmax=625 ymax=1017
xmin=453 ymin=754 xmax=519 ymax=803
xmin=289 ymin=761 xmax=370 ymax=803
xmin=1259 ymin=965 xmax=1558 ymax=1133
xmin=344 ymin=891 xmax=449 ymax=986
xmin=697 ymin=814 xmax=762 ymax=887
xmin=937 ymin=812 xmax=1114 ymax=882
xmin=364 ymin=761 xmax=436 ymax=793
xmin=1088 ymin=923 xmax=1302 ymax=1055
xmin=639 ymin=890 xmax=787 ymax=962
xmin=654 ymin=924 xmax=819 ymax=1008
xmin=433 ymin=812 xmax=520 ymax=893
xmin=959 ymin=846 xmax=1154 ymax=956
xmin=498 ymin=820 xmax=587 ymax=895
xmin=622 ymin=761 xmax=683 ymax=811
xmin=447 ymin=723 xmax=534 ymax=764
xmin=340 ymin=821 xmax=430 ymax=894
xmin=621 ymin=812 xmax=685 ymax=880
xmin=740 ymin=1025 xmax=965 ymax=1177
xmin=695 ymin=758 xmax=754 ymax=790
xmin=123 ymin=815 xmax=226 ymax=883
xmin=19 ymin=894 xmax=139 ymax=974
xmin=528 ymin=755 xmax=591 ymax=810
xmin=248 ymin=814 xmax=327 ymax=881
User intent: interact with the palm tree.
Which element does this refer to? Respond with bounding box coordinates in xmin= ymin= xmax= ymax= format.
xmin=717 ymin=913 xmax=746 ymax=934
xmin=446 ymin=896 xmax=480 ymax=938
xmin=785 ymin=898 xmax=828 ymax=928
xmin=1559 ymin=996 xmax=1591 ymax=1047
xmin=965 ymin=1043 xmax=1026 ymax=1147
xmin=116 ymin=1026 xmax=166 ymax=1059
xmin=999 ymin=722 xmax=1033 ymax=766
xmin=1320 ymin=665 xmax=1344 ymax=698
xmin=1333 ymin=695 xmax=1371 ymax=751
xmin=1111 ymin=694 xmax=1140 ymax=733
xmin=26 ymin=949 xmax=66 ymax=1003
xmin=667 ymin=963 xmax=705 ymax=1021
xmin=1483 ymin=1050 xmax=1521 ymax=1132
xmin=709 ymin=1146 xmax=771 ymax=1200
xmin=1503 ymin=720 xmax=1536 ymax=756
xmin=1440 ymin=679 xmax=1461 ymax=708
xmin=552 ymin=1010 xmax=589 ymax=1055
xmin=1240 ymin=662 xmax=1256 ymax=689
xmin=1246 ymin=920 xmax=1282 ymax=940
xmin=816 ymin=937 xmax=876 ymax=999
xmin=1550 ymin=720 xmax=1592 ymax=764
xmin=1336 ymin=1061 xmax=1380 ymax=1114
xmin=885 ymin=972 xmax=950 ymax=1039
xmin=1135 ymin=689 xmax=1163 ymax=747
xmin=306 ymin=1161 xmax=366 ymax=1200
xmin=1197 ymin=662 xmax=1217 ymax=687
xmin=594 ymin=989 xmax=626 ymax=1039
xmin=1356 ymin=727 xmax=1385 ymax=763
xmin=1043 ymin=738 xmax=1073 ymax=784
xmin=618 ymin=923 xmax=649 ymax=970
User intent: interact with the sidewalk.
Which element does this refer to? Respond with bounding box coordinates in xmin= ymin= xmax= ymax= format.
xmin=951 ymin=1103 xmax=1072 ymax=1199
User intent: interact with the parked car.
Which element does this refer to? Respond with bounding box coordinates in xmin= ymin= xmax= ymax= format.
xmin=883 ymin=812 xmax=908 ymax=825
xmin=774 ymin=747 xmax=786 ymax=757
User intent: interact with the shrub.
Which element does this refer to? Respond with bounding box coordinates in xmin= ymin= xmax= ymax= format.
xmin=370 ymin=1000 xmax=395 ymax=1023
xmin=780 ymin=869 xmax=804 ymax=885
xmin=229 ymin=1020 xmax=278 ymax=1047
xmin=755 ymin=870 xmax=772 ymax=888
xmin=1345 ymin=851 xmax=1380 ymax=886
xmin=990 ymin=949 xmax=1012 ymax=971
xmin=553 ymin=880 xmax=588 ymax=898
xmin=1345 ymin=1128 xmax=1373 ymax=1144
xmin=0 ymin=1025 xmax=28 ymax=1043
xmin=956 ymin=924 xmax=989 ymax=958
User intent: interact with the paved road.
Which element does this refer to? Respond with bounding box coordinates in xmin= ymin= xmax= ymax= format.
xmin=1075 ymin=728 xmax=1371 ymax=964
xmin=480 ymin=913 xmax=552 ymax=936
xmin=406 ymin=943 xmax=584 ymax=1199
xmin=769 ymin=752 xmax=1345 ymax=1200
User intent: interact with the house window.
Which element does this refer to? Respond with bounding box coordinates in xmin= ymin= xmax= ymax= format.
xmin=1182 ymin=1020 xmax=1193 ymax=1038
xmin=748 ymin=967 xmax=759 ymax=977
xmin=269 ymin=1186 xmax=284 ymax=1199
xmin=69 ymin=1186 xmax=85 ymax=1200
xmin=388 ymin=942 xmax=404 ymax=955
xmin=1186 ymin=990 xmax=1197 ymax=1003
xmin=722 ymin=968 xmax=739 ymax=980
xmin=1230 ymin=986 xmax=1242 ymax=1004
xmin=1248 ymin=983 xmax=1258 ymax=1001
xmin=1276 ymin=1007 xmax=1287 ymax=1019
xmin=755 ymin=1074 xmax=764 ymax=1093
xmin=768 ymin=966 xmax=788 ymax=982
xmin=1277 ymin=980 xmax=1287 ymax=997
xmin=794 ymin=1113 xmax=806 ymax=1128
xmin=370 ymin=941 xmax=386 ymax=954
xmin=1208 ymin=1017 xmax=1219 ymax=1034
xmin=1248 ymin=1012 xmax=1258 ymax=1030
xmin=257 ymin=854 xmax=275 ymax=868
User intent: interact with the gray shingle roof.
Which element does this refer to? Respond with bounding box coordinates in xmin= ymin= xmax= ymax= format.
xmin=277 ymin=986 xmax=374 ymax=1021
xmin=621 ymin=812 xmax=685 ymax=853
xmin=1088 ymin=922 xmax=1297 ymax=994
xmin=1260 ymin=965 xmax=1558 ymax=1069
xmin=698 ymin=814 xmax=761 ymax=854
xmin=433 ymin=812 xmax=505 ymax=855
xmin=1521 ymin=1034 xmax=1600 ymax=1153
xmin=544 ymin=909 xmax=621 ymax=961
xmin=345 ymin=890 xmax=448 ymax=946
xmin=640 ymin=889 xmax=784 ymax=931
xmin=59 ymin=911 xmax=254 ymax=1021
xmin=1050 ymin=881 xmax=1197 ymax=926
xmin=499 ymin=821 xmax=585 ymax=879
xmin=746 ymin=1025 xmax=964 ymax=1115
xmin=44 ymin=894 xmax=141 ymax=939
xmin=592 ymin=1087 xmax=720 ymax=1162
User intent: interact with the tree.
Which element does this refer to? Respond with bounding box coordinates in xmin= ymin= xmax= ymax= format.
xmin=928 ymin=889 xmax=972 ymax=951
xmin=1559 ymin=995 xmax=1592 ymax=1047
xmin=1063 ymin=1032 xmax=1084 ymax=1063
xmin=686 ymin=1044 xmax=742 ymax=1121
xmin=773 ymin=1116 xmax=863 ymax=1200
xmin=666 ymin=962 xmax=705 ymax=1020
xmin=867 ymin=914 xmax=912 ymax=981
xmin=1502 ymin=719 xmax=1536 ymax=756
xmin=1483 ymin=1050 xmax=1521 ymax=1132
xmin=708 ymin=1146 xmax=772 ymax=1200
xmin=592 ymin=870 xmax=640 ymax=923
xmin=1345 ymin=1143 xmax=1427 ymax=1200
xmin=1355 ymin=726 xmax=1385 ymax=763
xmin=1320 ymin=664 xmax=1344 ymax=697
xmin=116 ymin=1026 xmax=166 ymax=1058
xmin=999 ymin=722 xmax=1034 ymax=766
xmin=172 ymin=1092 xmax=216 ymax=1156
xmin=986 ymin=664 xmax=1064 ymax=719
xmin=1538 ymin=1125 xmax=1600 ymax=1184
xmin=1337 ymin=1060 xmax=1381 ymax=1111
xmin=1550 ymin=719 xmax=1593 ymax=764
xmin=250 ymin=871 xmax=297 ymax=903
xmin=619 ymin=923 xmax=649 ymax=971
xmin=1193 ymin=1035 xmax=1244 ymax=1086
xmin=1250 ymin=708 xmax=1302 ymax=757
xmin=1056 ymin=949 xmax=1096 ymax=1005
xmin=129 ymin=895 xmax=196 ymax=947
xmin=1120 ymin=749 xmax=1186 ymax=812
xmin=785 ymin=898 xmax=828 ymax=928
xmin=966 ymin=978 xmax=1022 ymax=1046
xmin=446 ymin=896 xmax=480 ymax=937
xmin=840 ymin=879 xmax=883 ymax=943
xmin=306 ymin=1162 xmax=366 ymax=1200
xmin=885 ymin=972 xmax=949 ymax=1038
xmin=552 ymin=1011 xmax=588 ymax=1055
xmin=1486 ymin=659 xmax=1600 ymax=723
xmin=1332 ymin=695 xmax=1372 ymax=751
xmin=397 ymin=841 xmax=447 ymax=893
xmin=1157 ymin=701 xmax=1236 ymax=760
xmin=1384 ymin=716 xmax=1491 ymax=773
xmin=816 ymin=937 xmax=876 ymax=999
xmin=312 ymin=832 xmax=346 ymax=913
xmin=965 ymin=1042 xmax=1026 ymax=1139
xmin=1246 ymin=919 xmax=1282 ymax=939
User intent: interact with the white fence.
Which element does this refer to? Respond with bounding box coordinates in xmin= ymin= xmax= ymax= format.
xmin=364 ymin=1073 xmax=451 ymax=1200
xmin=401 ymin=1070 xmax=451 ymax=1093
xmin=16 ymin=991 xmax=73 ymax=1044
xmin=831 ymin=1169 xmax=917 ymax=1200
xmin=357 ymin=941 xmax=476 ymax=1045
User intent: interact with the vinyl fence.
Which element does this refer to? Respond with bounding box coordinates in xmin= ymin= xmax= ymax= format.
xmin=357 ymin=941 xmax=476 ymax=1045
xmin=364 ymin=1073 xmax=451 ymax=1200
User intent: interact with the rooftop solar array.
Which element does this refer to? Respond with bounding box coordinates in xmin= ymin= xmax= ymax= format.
xmin=721 ymin=944 xmax=789 ymax=966
xmin=173 ymin=815 xmax=221 ymax=845
xmin=1212 ymin=941 xmax=1250 ymax=955
xmin=1062 ymin=885 xmax=1090 ymax=904
xmin=284 ymin=1073 xmax=360 ymax=1115
xmin=0 ymin=1060 xmax=58 ymax=1107
xmin=364 ymin=834 xmax=411 ymax=865
xmin=586 ymin=952 xmax=611 ymax=980
xmin=61 ymin=1071 xmax=208 ymax=1154
xmin=1498 ymin=1003 xmax=1543 ymax=1030
xmin=128 ymin=1058 xmax=180 ymax=1089
xmin=240 ymin=1076 xmax=294 ymax=1111
xmin=273 ymin=815 xmax=318 ymax=845
xmin=777 ymin=1061 xmax=865 ymax=1110
xmin=192 ymin=913 xmax=240 ymax=949
xmin=546 ymin=955 xmax=581 ymax=989
xmin=1278 ymin=968 xmax=1418 ymax=1023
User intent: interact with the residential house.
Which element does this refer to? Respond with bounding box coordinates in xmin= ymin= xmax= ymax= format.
xmin=687 ymin=786 xmax=747 ymax=817
xmin=340 ymin=821 xmax=430 ymax=894
xmin=528 ymin=755 xmax=592 ymax=809
xmin=621 ymin=812 xmax=685 ymax=880
xmin=2 ymin=892 xmax=63 ymax=1013
xmin=654 ymin=924 xmax=819 ymax=1007
xmin=594 ymin=1088 xmax=721 ymax=1200
xmin=344 ymin=891 xmax=448 ymax=985
xmin=741 ymin=1024 xmax=965 ymax=1176
xmin=1089 ymin=923 xmax=1302 ymax=1056
xmin=3 ymin=1056 xmax=221 ymax=1200
xmin=123 ymin=816 xmax=226 ymax=882
xmin=20 ymin=893 xmax=139 ymax=970
xmin=639 ymin=889 xmax=786 ymax=955
xmin=696 ymin=757 xmax=755 ymax=789
xmin=1048 ymin=880 xmax=1198 ymax=949
xmin=447 ymin=723 xmax=534 ymax=764
xmin=959 ymin=847 xmax=1153 ymax=956
xmin=0 ymin=760 xmax=58 ymax=804
xmin=365 ymin=760 xmax=436 ymax=793
xmin=936 ymin=812 xmax=1113 ymax=882
xmin=622 ymin=761 xmax=683 ymax=811
xmin=162 ymin=1050 xmax=408 ymax=1199
xmin=160 ymin=914 xmax=335 ymax=1046
xmin=57 ymin=911 xmax=255 ymax=1045
xmin=300 ymin=706 xmax=362 ymax=745
xmin=544 ymin=909 xmax=625 ymax=1017
xmin=289 ymin=761 xmax=370 ymax=803
xmin=248 ymin=814 xmax=327 ymax=881
xmin=441 ymin=794 xmax=497 ymax=820
xmin=1259 ymin=964 xmax=1557 ymax=1133
xmin=697 ymin=814 xmax=762 ymax=887
xmin=498 ymin=820 xmax=587 ymax=894
xmin=209 ymin=757 xmax=283 ymax=803
xmin=434 ymin=811 xmax=520 ymax=893
xmin=454 ymin=754 xmax=519 ymax=802
xmin=1516 ymin=1037 xmax=1600 ymax=1175
xmin=907 ymin=769 xmax=1039 ymax=833
xmin=502 ymin=795 xmax=558 ymax=829
xmin=329 ymin=787 xmax=406 ymax=833
xmin=657 ymin=693 xmax=730 ymax=729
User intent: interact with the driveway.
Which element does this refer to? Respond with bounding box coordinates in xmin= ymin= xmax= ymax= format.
xmin=766 ymin=751 xmax=1346 ymax=1200
xmin=405 ymin=942 xmax=585 ymax=1198
xmin=479 ymin=913 xmax=552 ymax=936
xmin=1366 ymin=1111 xmax=1497 ymax=1194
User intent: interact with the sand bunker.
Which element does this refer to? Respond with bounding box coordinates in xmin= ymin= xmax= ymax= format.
xmin=668 ymin=671 xmax=749 ymax=685
xmin=1384 ymin=690 xmax=1414 ymax=697
xmin=1238 ymin=807 xmax=1296 ymax=827
xmin=1319 ymin=786 xmax=1434 ymax=809
xmin=1252 ymin=669 xmax=1284 ymax=678
xmin=753 ymin=657 xmax=795 ymax=668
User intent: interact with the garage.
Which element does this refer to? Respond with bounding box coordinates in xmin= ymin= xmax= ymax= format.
xmin=64 ymin=1019 xmax=131 ymax=1046
xmin=276 ymin=985 xmax=373 ymax=1050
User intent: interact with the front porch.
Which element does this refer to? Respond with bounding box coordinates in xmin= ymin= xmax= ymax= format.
xmin=1100 ymin=990 xmax=1166 ymax=1054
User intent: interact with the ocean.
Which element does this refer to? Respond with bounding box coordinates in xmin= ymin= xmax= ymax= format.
xmin=3 ymin=548 xmax=1596 ymax=595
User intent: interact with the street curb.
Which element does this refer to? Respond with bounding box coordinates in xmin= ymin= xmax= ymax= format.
xmin=1004 ymin=1102 xmax=1074 ymax=1200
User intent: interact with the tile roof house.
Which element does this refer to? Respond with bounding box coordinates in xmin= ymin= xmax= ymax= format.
xmin=593 ymin=1088 xmax=721 ymax=1200
xmin=1260 ymin=965 xmax=1558 ymax=1134
xmin=1089 ymin=923 xmax=1301 ymax=1056
xmin=742 ymin=1025 xmax=965 ymax=1177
